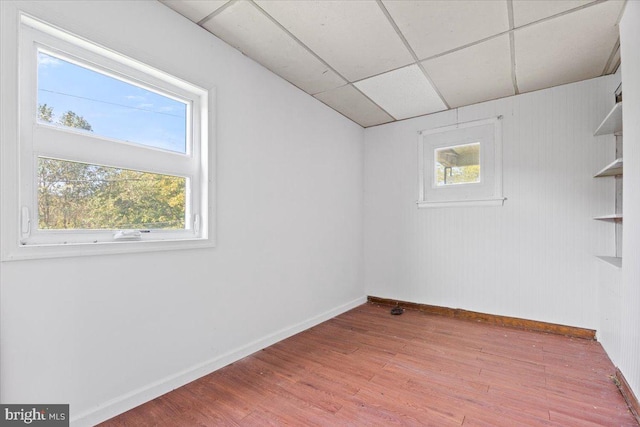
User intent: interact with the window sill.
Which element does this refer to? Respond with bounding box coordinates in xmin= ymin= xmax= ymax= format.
xmin=417 ymin=198 xmax=506 ymax=209
xmin=1 ymin=237 xmax=215 ymax=262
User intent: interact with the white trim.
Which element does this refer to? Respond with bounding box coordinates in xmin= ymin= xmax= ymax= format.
xmin=21 ymin=13 xmax=205 ymax=96
xmin=70 ymin=296 xmax=367 ymax=427
xmin=4 ymin=236 xmax=215 ymax=262
xmin=417 ymin=130 xmax=426 ymax=202
xmin=417 ymin=116 xmax=504 ymax=208
xmin=417 ymin=198 xmax=506 ymax=209
xmin=494 ymin=116 xmax=504 ymax=201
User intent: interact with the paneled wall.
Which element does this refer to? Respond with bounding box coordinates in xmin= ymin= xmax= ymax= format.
xmin=364 ymin=75 xmax=619 ymax=329
xmin=597 ymin=264 xmax=622 ymax=364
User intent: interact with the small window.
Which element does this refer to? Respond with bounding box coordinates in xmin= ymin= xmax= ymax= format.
xmin=418 ymin=117 xmax=504 ymax=208
xmin=1 ymin=14 xmax=214 ymax=260
xmin=435 ymin=142 xmax=481 ymax=186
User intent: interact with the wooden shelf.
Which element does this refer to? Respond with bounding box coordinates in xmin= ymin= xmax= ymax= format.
xmin=597 ymin=256 xmax=622 ymax=268
xmin=594 ymin=158 xmax=623 ymax=177
xmin=594 ymin=102 xmax=622 ymax=136
xmin=594 ymin=214 xmax=623 ymax=222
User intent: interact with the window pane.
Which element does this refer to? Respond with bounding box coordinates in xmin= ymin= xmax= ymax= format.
xmin=435 ymin=142 xmax=480 ymax=186
xmin=38 ymin=158 xmax=187 ymax=230
xmin=37 ymin=51 xmax=188 ymax=153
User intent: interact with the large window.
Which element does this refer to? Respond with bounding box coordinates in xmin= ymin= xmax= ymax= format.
xmin=418 ymin=117 xmax=504 ymax=208
xmin=1 ymin=14 xmax=213 ymax=260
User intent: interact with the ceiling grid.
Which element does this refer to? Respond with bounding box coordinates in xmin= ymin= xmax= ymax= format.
xmin=374 ymin=0 xmax=451 ymax=111
xmin=196 ymin=0 xmax=234 ymax=25
xmin=506 ymin=0 xmax=521 ymax=95
xmin=160 ymin=0 xmax=626 ymax=127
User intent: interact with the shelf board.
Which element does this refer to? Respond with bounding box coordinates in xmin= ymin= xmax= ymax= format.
xmin=594 ymin=102 xmax=622 ymax=136
xmin=594 ymin=158 xmax=623 ymax=177
xmin=594 ymin=214 xmax=623 ymax=222
xmin=597 ymin=256 xmax=622 ymax=268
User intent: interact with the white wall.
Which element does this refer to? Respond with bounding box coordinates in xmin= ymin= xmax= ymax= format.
xmin=364 ymin=75 xmax=619 ymax=329
xmin=0 ymin=1 xmax=365 ymax=425
xmin=597 ymin=263 xmax=622 ymax=364
xmin=619 ymin=0 xmax=640 ymax=401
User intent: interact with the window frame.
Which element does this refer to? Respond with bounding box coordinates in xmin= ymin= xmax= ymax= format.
xmin=1 ymin=14 xmax=215 ymax=261
xmin=417 ymin=116 xmax=505 ymax=208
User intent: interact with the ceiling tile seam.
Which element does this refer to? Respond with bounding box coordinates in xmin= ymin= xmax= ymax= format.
xmin=608 ymin=0 xmax=626 ymax=74
xmin=420 ymin=31 xmax=509 ymax=64
xmin=510 ymin=0 xmax=611 ymax=31
xmin=246 ymin=56 xmax=341 ymax=103
xmin=602 ymin=38 xmax=620 ymax=76
xmin=415 ymin=62 xmax=450 ymax=109
xmin=312 ymin=93 xmax=386 ymax=128
xmin=417 ymin=0 xmax=611 ymax=65
xmin=508 ymin=33 xmax=519 ymax=95
xmin=247 ymin=0 xmax=348 ymax=95
xmin=348 ymin=82 xmax=399 ymax=121
xmin=506 ymin=0 xmax=520 ymax=95
xmin=364 ymin=104 xmax=457 ymax=129
xmin=615 ymin=0 xmax=629 ymax=25
xmin=197 ymin=0 xmax=235 ymax=26
xmin=374 ymin=0 xmax=450 ymax=109
xmin=349 ymin=62 xmax=435 ymax=86
xmin=610 ymin=56 xmax=621 ymax=75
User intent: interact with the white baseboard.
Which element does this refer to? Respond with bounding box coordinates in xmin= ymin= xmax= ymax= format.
xmin=71 ymin=295 xmax=367 ymax=427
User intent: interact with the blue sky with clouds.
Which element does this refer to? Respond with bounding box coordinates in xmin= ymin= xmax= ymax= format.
xmin=37 ymin=51 xmax=187 ymax=153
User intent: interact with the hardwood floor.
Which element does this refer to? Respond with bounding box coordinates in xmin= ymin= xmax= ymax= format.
xmin=100 ymin=303 xmax=637 ymax=426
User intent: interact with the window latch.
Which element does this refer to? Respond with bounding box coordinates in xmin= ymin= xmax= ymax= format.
xmin=113 ymin=230 xmax=142 ymax=241
xmin=193 ymin=214 xmax=200 ymax=234
xmin=21 ymin=206 xmax=31 ymax=238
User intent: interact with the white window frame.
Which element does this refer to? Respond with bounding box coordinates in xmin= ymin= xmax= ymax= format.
xmin=1 ymin=14 xmax=214 ymax=260
xmin=417 ymin=116 xmax=505 ymax=208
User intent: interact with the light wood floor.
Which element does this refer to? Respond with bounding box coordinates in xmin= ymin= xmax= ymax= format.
xmin=100 ymin=303 xmax=637 ymax=426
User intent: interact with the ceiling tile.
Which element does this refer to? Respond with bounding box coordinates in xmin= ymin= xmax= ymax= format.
xmin=514 ymin=0 xmax=623 ymax=94
xmin=382 ymin=0 xmax=509 ymax=60
xmin=160 ymin=0 xmax=229 ymax=23
xmin=354 ymin=65 xmax=446 ymax=120
xmin=314 ymin=85 xmax=394 ymax=128
xmin=203 ymin=1 xmax=345 ymax=95
xmin=255 ymin=0 xmax=414 ymax=82
xmin=422 ymin=35 xmax=514 ymax=108
xmin=512 ymin=0 xmax=596 ymax=27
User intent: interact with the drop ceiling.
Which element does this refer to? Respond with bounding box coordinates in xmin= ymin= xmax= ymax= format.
xmin=160 ymin=0 xmax=625 ymax=128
